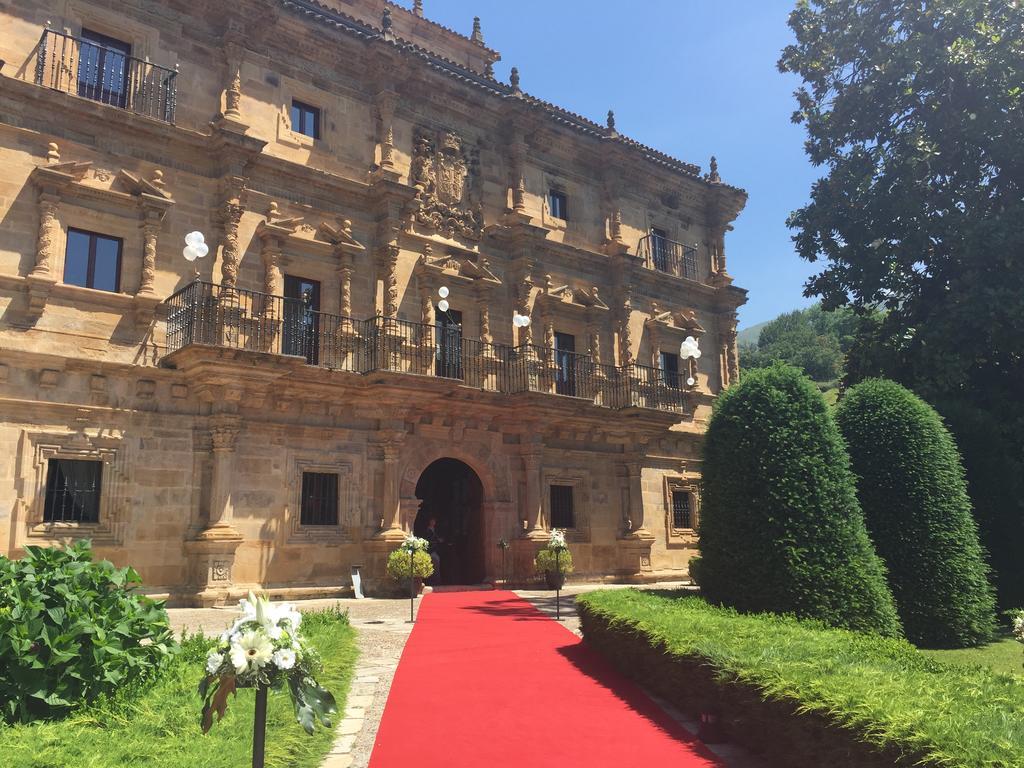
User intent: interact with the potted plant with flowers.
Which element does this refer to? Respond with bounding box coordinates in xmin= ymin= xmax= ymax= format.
xmin=386 ymin=535 xmax=434 ymax=596
xmin=535 ymin=529 xmax=573 ymax=590
xmin=199 ymin=593 xmax=337 ymax=767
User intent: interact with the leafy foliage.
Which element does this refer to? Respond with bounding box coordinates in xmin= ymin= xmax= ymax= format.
xmin=534 ymin=548 xmax=574 ymax=575
xmin=740 ymin=303 xmax=863 ymax=382
xmin=385 ymin=549 xmax=434 ymax=581
xmin=699 ymin=363 xmax=900 ymax=635
xmin=836 ymin=379 xmax=997 ymax=647
xmin=0 ymin=609 xmax=357 ymax=768
xmin=578 ymin=589 xmax=1024 ymax=768
xmin=779 ymin=0 xmax=1024 ymax=457
xmin=0 ymin=540 xmax=175 ymax=723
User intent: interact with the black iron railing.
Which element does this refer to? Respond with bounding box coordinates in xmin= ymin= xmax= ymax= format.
xmin=164 ymin=281 xmax=692 ymax=415
xmin=34 ymin=29 xmax=177 ymax=123
xmin=637 ymin=234 xmax=699 ymax=281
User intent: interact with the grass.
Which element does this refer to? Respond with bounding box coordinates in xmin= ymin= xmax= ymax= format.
xmin=0 ymin=608 xmax=358 ymax=768
xmin=577 ymin=589 xmax=1024 ymax=768
xmin=921 ymin=633 xmax=1022 ymax=677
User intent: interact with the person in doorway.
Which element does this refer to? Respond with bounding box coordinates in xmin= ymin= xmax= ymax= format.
xmin=422 ymin=516 xmax=442 ymax=585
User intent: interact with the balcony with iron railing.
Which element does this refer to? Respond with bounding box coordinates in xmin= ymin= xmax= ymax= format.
xmin=164 ymin=280 xmax=689 ymax=415
xmin=34 ymin=28 xmax=177 ymax=123
xmin=636 ymin=234 xmax=699 ymax=281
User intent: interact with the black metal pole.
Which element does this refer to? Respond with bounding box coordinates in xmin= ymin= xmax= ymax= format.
xmin=555 ymin=549 xmax=561 ymax=621
xmin=252 ymin=684 xmax=268 ymax=768
xmin=409 ymin=549 xmax=415 ymax=623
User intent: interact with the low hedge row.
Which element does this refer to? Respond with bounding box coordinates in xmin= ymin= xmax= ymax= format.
xmin=576 ymin=590 xmax=1024 ymax=768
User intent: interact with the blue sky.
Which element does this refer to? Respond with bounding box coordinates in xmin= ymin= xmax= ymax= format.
xmin=407 ymin=0 xmax=820 ymax=328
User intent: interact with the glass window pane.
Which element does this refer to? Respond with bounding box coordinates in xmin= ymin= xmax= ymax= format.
xmin=64 ymin=230 xmax=91 ymax=287
xmin=291 ymin=103 xmax=302 ymax=132
xmin=93 ymin=236 xmax=121 ymax=292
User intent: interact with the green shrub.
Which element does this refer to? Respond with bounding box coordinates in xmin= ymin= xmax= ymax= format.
xmin=699 ymin=363 xmax=900 ymax=635
xmin=0 ymin=540 xmax=175 ymax=723
xmin=836 ymin=379 xmax=997 ymax=647
xmin=385 ymin=549 xmax=433 ymax=581
xmin=937 ymin=399 xmax=1024 ymax=610
xmin=534 ymin=548 xmax=574 ymax=575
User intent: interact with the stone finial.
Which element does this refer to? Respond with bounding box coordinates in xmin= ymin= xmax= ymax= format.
xmin=484 ymin=60 xmax=494 ymax=79
xmin=150 ymin=169 xmax=165 ymax=189
xmin=413 ymin=0 xmax=424 ymax=17
xmin=707 ymin=155 xmax=721 ymax=183
xmin=46 ymin=142 xmax=60 ymax=163
xmin=471 ymin=16 xmax=484 ymax=44
xmin=268 ymin=201 xmax=280 ymax=219
xmin=606 ymin=110 xmax=616 ymax=132
xmin=342 ymin=219 xmax=353 ymax=235
xmin=510 ymin=66 xmax=521 ymax=95
xmin=382 ymin=7 xmax=394 ymax=39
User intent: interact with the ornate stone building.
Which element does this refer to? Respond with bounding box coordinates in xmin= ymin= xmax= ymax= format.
xmin=0 ymin=0 xmax=746 ymax=604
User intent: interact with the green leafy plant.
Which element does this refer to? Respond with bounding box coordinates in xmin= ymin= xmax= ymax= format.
xmin=385 ymin=549 xmax=433 ymax=581
xmin=534 ymin=548 xmax=573 ymax=575
xmin=698 ymin=363 xmax=901 ymax=636
xmin=836 ymin=379 xmax=997 ymax=647
xmin=0 ymin=540 xmax=175 ymax=723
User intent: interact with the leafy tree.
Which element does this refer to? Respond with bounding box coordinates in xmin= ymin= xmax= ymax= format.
xmin=779 ymin=0 xmax=1024 ymax=437
xmin=836 ymin=379 xmax=997 ymax=647
xmin=699 ymin=364 xmax=901 ymax=636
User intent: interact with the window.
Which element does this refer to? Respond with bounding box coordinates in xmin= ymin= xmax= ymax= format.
xmin=660 ymin=351 xmax=680 ymax=388
xmin=64 ymin=228 xmax=122 ymax=292
xmin=671 ymin=490 xmax=693 ymax=529
xmin=549 ymin=484 xmax=575 ymax=529
xmin=300 ymin=472 xmax=338 ymax=526
xmin=554 ymin=332 xmax=577 ymax=396
xmin=548 ymin=189 xmax=568 ymax=220
xmin=77 ymin=29 xmax=131 ymax=109
xmin=290 ymin=100 xmax=321 ymax=139
xmin=44 ymin=459 xmax=102 ymax=523
xmin=651 ymin=227 xmax=670 ymax=272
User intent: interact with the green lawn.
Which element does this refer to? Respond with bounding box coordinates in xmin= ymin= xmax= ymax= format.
xmin=921 ymin=633 xmax=1022 ymax=677
xmin=0 ymin=608 xmax=358 ymax=768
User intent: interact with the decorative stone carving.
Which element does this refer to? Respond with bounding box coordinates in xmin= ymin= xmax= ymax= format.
xmin=381 ymin=244 xmax=400 ymax=318
xmin=31 ymin=192 xmax=59 ymax=280
xmin=410 ymin=128 xmax=483 ymax=240
xmin=219 ymin=196 xmax=245 ymax=291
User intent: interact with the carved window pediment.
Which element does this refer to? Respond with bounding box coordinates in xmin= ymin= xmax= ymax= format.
xmin=414 ymin=244 xmax=501 ymax=287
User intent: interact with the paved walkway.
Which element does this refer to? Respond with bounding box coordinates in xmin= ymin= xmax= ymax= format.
xmin=166 ymin=583 xmax=763 ymax=768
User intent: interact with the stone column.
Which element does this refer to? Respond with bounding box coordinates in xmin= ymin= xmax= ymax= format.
xmin=31 ymin=191 xmax=60 ymax=279
xmin=381 ymin=245 xmax=399 ymax=318
xmin=617 ymin=305 xmax=634 ymax=366
xmin=509 ymin=138 xmax=527 ymax=214
xmin=478 ymin=293 xmax=492 ymax=344
xmin=219 ymin=197 xmax=244 ymax=292
xmin=137 ymin=213 xmax=160 ymax=297
xmin=375 ymin=90 xmax=398 ymax=176
xmin=223 ymin=41 xmax=244 ymax=122
xmin=382 ymin=441 xmax=403 ymax=533
xmin=522 ymin=449 xmax=546 ymax=539
xmin=205 ymin=416 xmax=241 ymax=533
xmin=338 ymin=253 xmax=354 ymax=318
xmin=625 ymin=460 xmax=647 ymax=532
xmin=516 ymin=280 xmax=533 ymax=346
xmin=261 ymin=235 xmax=283 ymax=298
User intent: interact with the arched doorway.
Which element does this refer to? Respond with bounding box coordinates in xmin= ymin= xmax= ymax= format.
xmin=414 ymin=458 xmax=485 ymax=585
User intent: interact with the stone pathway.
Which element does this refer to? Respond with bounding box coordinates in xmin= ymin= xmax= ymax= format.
xmin=166 ymin=582 xmax=763 ymax=768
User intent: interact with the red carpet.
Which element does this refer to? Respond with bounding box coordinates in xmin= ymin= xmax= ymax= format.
xmin=369 ymin=591 xmax=722 ymax=767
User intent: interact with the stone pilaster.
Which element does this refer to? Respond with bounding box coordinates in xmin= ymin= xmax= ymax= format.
xmin=380 ymin=244 xmax=400 ymax=318
xmin=137 ymin=214 xmax=160 ymax=297
xmin=218 ymin=194 xmax=244 ymax=292
xmin=373 ymin=90 xmax=400 ymax=180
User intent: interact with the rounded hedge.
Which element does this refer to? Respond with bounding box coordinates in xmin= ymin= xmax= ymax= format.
xmin=699 ymin=364 xmax=901 ymax=636
xmin=836 ymin=379 xmax=997 ymax=647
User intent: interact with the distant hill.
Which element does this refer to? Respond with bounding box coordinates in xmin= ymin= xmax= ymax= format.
xmin=737 ymin=320 xmax=770 ymax=347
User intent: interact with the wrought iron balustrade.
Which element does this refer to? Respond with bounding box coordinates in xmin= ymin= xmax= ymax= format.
xmin=34 ymin=28 xmax=177 ymax=123
xmin=636 ymin=234 xmax=699 ymax=281
xmin=164 ymin=280 xmax=693 ymax=415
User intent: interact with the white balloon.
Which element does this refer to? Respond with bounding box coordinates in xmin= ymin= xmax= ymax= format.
xmin=693 ymin=350 xmax=701 ymax=359
xmin=185 ymin=231 xmax=205 ymax=247
xmin=513 ymin=315 xmax=523 ymax=328
xmin=684 ymin=336 xmax=696 ymax=346
xmin=687 ymin=377 xmax=696 ymax=386
xmin=182 ymin=245 xmax=199 ymax=262
xmin=438 ymin=286 xmax=449 ymax=298
xmin=521 ymin=315 xmax=531 ymax=327
xmin=194 ymin=242 xmax=209 ymax=259
xmin=437 ymin=299 xmax=450 ymax=313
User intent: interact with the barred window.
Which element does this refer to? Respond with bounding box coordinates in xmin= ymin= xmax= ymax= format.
xmin=549 ymin=484 xmax=575 ymax=529
xmin=44 ymin=459 xmax=102 ymax=523
xmin=672 ymin=490 xmax=693 ymax=529
xmin=300 ymin=472 xmax=338 ymax=526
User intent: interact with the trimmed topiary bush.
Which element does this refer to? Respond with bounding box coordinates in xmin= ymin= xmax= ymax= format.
xmin=699 ymin=363 xmax=900 ymax=636
xmin=836 ymin=379 xmax=997 ymax=647
xmin=0 ymin=540 xmax=175 ymax=723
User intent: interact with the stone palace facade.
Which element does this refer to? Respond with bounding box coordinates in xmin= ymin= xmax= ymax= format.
xmin=0 ymin=0 xmax=746 ymax=605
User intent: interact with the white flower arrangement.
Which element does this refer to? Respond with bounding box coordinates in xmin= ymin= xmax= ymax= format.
xmin=198 ymin=592 xmax=336 ymax=735
xmin=548 ymin=529 xmax=568 ymax=552
xmin=400 ymin=534 xmax=430 ymax=554
xmin=1012 ymin=610 xmax=1024 ymax=643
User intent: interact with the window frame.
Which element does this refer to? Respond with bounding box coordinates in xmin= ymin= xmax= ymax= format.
xmin=64 ymin=227 xmax=123 ymax=293
xmin=549 ymin=483 xmax=576 ymax=530
xmin=664 ymin=476 xmax=700 ymax=538
xmin=548 ymin=189 xmax=568 ymax=221
xmin=290 ymin=99 xmax=321 ymax=140
xmin=299 ymin=471 xmax=339 ymax=527
xmin=660 ymin=350 xmax=680 ymax=389
xmin=43 ymin=458 xmax=103 ymax=524
xmin=670 ymin=489 xmax=693 ymax=530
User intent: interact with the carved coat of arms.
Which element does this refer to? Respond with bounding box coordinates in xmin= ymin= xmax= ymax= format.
xmin=410 ymin=129 xmax=483 ymax=240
